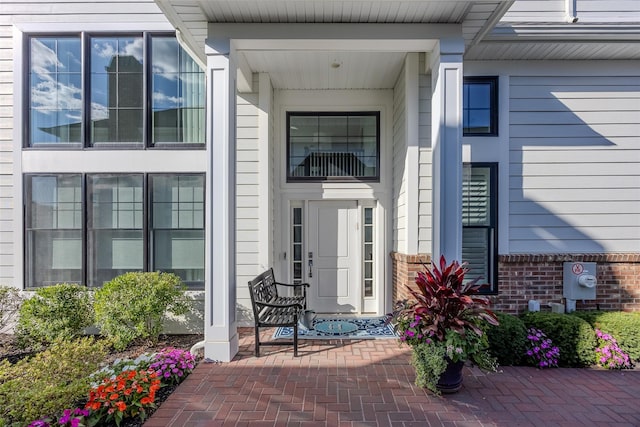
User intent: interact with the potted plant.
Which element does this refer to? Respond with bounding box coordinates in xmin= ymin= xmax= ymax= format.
xmin=388 ymin=255 xmax=499 ymax=394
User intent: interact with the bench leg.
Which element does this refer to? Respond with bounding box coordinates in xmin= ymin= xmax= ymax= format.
xmin=293 ymin=322 xmax=298 ymax=357
xmin=255 ymin=326 xmax=260 ymax=357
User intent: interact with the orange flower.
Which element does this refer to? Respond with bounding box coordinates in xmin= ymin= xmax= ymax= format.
xmin=128 ymin=370 xmax=137 ymax=379
xmin=110 ymin=393 xmax=119 ymax=400
xmin=117 ymin=381 xmax=126 ymax=391
xmin=116 ymin=401 xmax=127 ymax=412
xmin=140 ymin=396 xmax=154 ymax=405
xmin=124 ymin=388 xmax=132 ymax=396
xmin=105 ymin=385 xmax=115 ymax=393
xmin=136 ymin=386 xmax=143 ymax=393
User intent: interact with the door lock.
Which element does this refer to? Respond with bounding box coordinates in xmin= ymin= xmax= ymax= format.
xmin=308 ymin=258 xmax=313 ymax=277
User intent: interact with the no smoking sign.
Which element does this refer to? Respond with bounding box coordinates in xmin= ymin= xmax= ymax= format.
xmin=571 ymin=263 xmax=584 ymax=275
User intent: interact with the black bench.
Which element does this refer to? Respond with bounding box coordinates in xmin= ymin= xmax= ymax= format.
xmin=248 ymin=268 xmax=309 ymax=357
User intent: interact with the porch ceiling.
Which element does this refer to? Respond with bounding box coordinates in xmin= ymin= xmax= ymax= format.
xmin=155 ymin=0 xmax=514 ymax=76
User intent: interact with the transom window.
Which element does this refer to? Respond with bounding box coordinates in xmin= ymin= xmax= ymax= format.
xmin=462 ymin=163 xmax=498 ymax=293
xmin=25 ymin=173 xmax=205 ymax=289
xmin=287 ymin=112 xmax=380 ymax=182
xmin=28 ymin=33 xmax=205 ymax=148
xmin=463 ymin=77 xmax=498 ymax=136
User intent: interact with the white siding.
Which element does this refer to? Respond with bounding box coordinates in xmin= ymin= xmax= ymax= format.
xmin=235 ymin=75 xmax=260 ymax=311
xmin=501 ymin=0 xmax=565 ymax=22
xmin=509 ymin=75 xmax=640 ymax=253
xmin=500 ymin=0 xmax=640 ymax=23
xmin=417 ymin=56 xmax=432 ymax=254
xmin=392 ymin=62 xmax=407 ymax=253
xmin=0 ymin=23 xmax=14 ymax=285
xmin=0 ymin=1 xmax=171 ymax=286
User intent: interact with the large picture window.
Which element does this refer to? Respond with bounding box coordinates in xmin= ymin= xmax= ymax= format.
xmin=287 ymin=112 xmax=380 ymax=181
xmin=462 ymin=163 xmax=497 ymax=293
xmin=28 ymin=33 xmax=205 ymax=148
xmin=463 ymin=77 xmax=498 ymax=136
xmin=25 ymin=173 xmax=205 ymax=288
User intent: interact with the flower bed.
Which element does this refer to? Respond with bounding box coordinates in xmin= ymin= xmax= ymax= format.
xmin=0 ymin=335 xmax=202 ymax=427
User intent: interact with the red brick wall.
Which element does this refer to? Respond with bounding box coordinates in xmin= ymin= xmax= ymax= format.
xmin=390 ymin=252 xmax=430 ymax=303
xmin=495 ymin=254 xmax=640 ymax=314
xmin=391 ymin=252 xmax=640 ymax=314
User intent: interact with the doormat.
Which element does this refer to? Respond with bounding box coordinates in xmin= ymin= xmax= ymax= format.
xmin=273 ymin=317 xmax=397 ymax=340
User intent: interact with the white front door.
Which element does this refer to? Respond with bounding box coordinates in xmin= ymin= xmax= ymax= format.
xmin=308 ymin=200 xmax=359 ymax=313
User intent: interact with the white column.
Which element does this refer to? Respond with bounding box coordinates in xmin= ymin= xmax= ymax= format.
xmin=431 ymin=38 xmax=464 ymax=264
xmin=404 ymin=53 xmax=420 ymax=255
xmin=204 ymin=40 xmax=238 ymax=362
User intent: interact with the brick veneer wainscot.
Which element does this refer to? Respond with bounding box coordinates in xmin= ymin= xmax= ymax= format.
xmin=390 ymin=252 xmax=640 ymax=314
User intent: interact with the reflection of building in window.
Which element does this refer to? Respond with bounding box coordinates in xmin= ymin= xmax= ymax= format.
xmin=31 ymin=34 xmax=204 ymax=146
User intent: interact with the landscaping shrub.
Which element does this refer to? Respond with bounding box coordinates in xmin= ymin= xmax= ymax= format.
xmin=15 ymin=283 xmax=94 ymax=346
xmin=486 ymin=312 xmax=527 ymax=366
xmin=0 ymin=337 xmax=107 ymax=426
xmin=94 ymin=272 xmax=190 ymax=350
xmin=520 ymin=312 xmax=596 ymax=367
xmin=0 ymin=286 xmax=21 ymax=333
xmin=571 ymin=311 xmax=640 ymax=362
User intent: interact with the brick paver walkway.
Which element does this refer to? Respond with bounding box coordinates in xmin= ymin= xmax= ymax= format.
xmin=147 ymin=328 xmax=640 ymax=426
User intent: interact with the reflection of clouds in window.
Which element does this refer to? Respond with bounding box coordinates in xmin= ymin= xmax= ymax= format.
xmin=31 ymin=39 xmax=62 ymax=77
xmin=30 ymin=39 xmax=82 ymax=121
xmin=91 ymin=102 xmax=109 ymax=121
xmin=93 ymin=37 xmax=144 ymax=62
xmin=153 ymin=91 xmax=182 ymax=109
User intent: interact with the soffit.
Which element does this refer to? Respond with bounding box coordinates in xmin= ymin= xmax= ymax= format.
xmin=154 ymin=0 xmax=513 ymax=89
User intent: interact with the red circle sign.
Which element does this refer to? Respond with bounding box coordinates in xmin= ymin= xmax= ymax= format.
xmin=571 ymin=263 xmax=584 ymax=275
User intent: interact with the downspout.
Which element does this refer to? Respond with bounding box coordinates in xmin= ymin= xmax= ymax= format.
xmin=565 ymin=0 xmax=579 ymax=23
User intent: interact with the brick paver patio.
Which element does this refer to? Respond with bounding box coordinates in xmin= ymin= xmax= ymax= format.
xmin=147 ymin=328 xmax=640 ymax=426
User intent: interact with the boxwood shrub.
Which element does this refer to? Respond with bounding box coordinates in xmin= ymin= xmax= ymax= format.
xmin=571 ymin=311 xmax=640 ymax=362
xmin=94 ymin=272 xmax=190 ymax=350
xmin=16 ymin=283 xmax=94 ymax=347
xmin=486 ymin=312 xmax=527 ymax=366
xmin=520 ymin=312 xmax=596 ymax=367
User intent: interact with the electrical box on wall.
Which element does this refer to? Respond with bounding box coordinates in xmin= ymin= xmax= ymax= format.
xmin=563 ymin=262 xmax=597 ymax=300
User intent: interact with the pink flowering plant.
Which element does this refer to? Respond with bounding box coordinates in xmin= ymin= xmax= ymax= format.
xmin=595 ymin=329 xmax=634 ymax=369
xmin=149 ymin=348 xmax=196 ymax=385
xmin=524 ymin=327 xmax=560 ymax=368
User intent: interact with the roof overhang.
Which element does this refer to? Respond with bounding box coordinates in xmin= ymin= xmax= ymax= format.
xmin=155 ymin=0 xmax=514 ymax=87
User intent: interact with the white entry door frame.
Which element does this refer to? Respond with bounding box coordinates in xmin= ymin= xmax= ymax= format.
xmin=308 ymin=200 xmax=360 ymax=313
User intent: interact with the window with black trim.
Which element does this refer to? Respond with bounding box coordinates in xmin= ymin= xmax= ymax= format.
xmin=25 ymin=173 xmax=205 ymax=288
xmin=28 ymin=34 xmax=204 ymax=148
xmin=463 ymin=77 xmax=498 ymax=136
xmin=287 ymin=112 xmax=380 ymax=181
xmin=462 ymin=163 xmax=497 ymax=293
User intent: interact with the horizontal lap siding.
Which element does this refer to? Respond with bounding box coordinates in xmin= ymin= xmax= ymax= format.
xmin=509 ymin=75 xmax=640 ymax=254
xmin=236 ymin=76 xmax=260 ymax=306
xmin=417 ymin=66 xmax=432 ymax=254
xmin=392 ymin=63 xmax=407 ymax=253
xmin=501 ymin=0 xmax=640 ymax=24
xmin=501 ymin=0 xmax=564 ymax=22
xmin=0 ymin=1 xmax=170 ymax=286
xmin=0 ymin=25 xmax=13 ymax=285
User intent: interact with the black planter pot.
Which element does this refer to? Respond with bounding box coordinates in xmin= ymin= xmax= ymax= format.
xmin=436 ymin=359 xmax=465 ymax=393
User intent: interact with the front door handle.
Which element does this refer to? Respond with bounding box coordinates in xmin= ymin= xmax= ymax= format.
xmin=308 ymin=258 xmax=313 ymax=277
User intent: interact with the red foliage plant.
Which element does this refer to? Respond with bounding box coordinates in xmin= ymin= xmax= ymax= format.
xmin=409 ymin=255 xmax=499 ymax=342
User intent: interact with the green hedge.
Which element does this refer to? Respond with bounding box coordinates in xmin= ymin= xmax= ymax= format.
xmin=486 ymin=312 xmax=527 ymax=366
xmin=16 ymin=283 xmax=94 ymax=347
xmin=571 ymin=311 xmax=640 ymax=362
xmin=520 ymin=312 xmax=596 ymax=367
xmin=94 ymin=272 xmax=190 ymax=350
